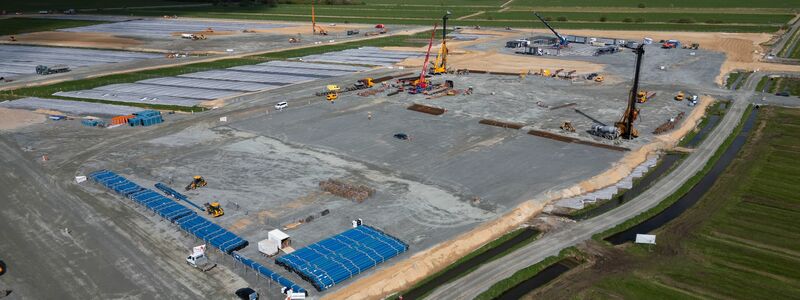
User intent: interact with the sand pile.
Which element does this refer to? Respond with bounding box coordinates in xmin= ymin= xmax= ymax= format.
xmin=0 ymin=107 xmax=45 ymax=131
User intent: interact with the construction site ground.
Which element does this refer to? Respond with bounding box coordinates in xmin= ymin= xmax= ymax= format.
xmin=2 ymin=20 xmax=797 ymax=299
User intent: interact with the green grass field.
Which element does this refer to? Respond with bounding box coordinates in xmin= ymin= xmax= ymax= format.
xmin=0 ymin=18 xmax=108 ymax=36
xmin=78 ymin=0 xmax=792 ymax=33
xmin=576 ymin=107 xmax=800 ymax=299
xmin=1 ymin=0 xmax=208 ymax=12
xmin=767 ymin=77 xmax=800 ymax=95
xmin=512 ymin=0 xmax=800 ymax=8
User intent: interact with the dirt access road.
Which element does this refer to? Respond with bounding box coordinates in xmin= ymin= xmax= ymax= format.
xmin=424 ymin=70 xmax=757 ymax=300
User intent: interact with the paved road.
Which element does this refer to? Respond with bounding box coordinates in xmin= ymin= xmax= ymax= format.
xmin=770 ymin=14 xmax=800 ymax=58
xmin=425 ymin=76 xmax=757 ymax=299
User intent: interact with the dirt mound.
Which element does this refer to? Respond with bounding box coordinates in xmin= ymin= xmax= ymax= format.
xmin=397 ymin=51 xmax=604 ymax=74
xmin=2 ymin=31 xmax=143 ymax=50
xmin=0 ymin=107 xmax=45 ymax=131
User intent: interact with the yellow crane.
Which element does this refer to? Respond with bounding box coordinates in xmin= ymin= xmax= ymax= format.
xmin=431 ymin=11 xmax=452 ymax=74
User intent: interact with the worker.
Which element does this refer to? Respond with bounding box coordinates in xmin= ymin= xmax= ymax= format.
xmin=368 ymin=112 xmax=372 ymax=120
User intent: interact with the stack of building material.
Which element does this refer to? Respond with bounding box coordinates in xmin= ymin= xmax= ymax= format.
xmin=128 ymin=110 xmax=163 ymax=127
xmin=275 ymin=225 xmax=408 ymax=291
xmin=319 ymin=179 xmax=374 ymax=203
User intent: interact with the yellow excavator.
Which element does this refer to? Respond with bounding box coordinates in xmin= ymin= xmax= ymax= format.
xmin=204 ymin=202 xmax=224 ymax=217
xmin=185 ymin=176 xmax=207 ymax=191
xmin=675 ymin=91 xmax=685 ymax=101
xmin=431 ymin=12 xmax=451 ymax=74
xmin=325 ymin=84 xmax=340 ymax=102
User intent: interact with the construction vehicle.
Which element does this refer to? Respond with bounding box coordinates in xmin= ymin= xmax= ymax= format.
xmin=540 ymin=69 xmax=551 ymax=77
xmin=534 ymin=12 xmax=568 ymax=48
xmin=311 ymin=5 xmax=328 ymax=35
xmin=675 ymin=91 xmax=685 ymax=101
xmin=325 ymin=84 xmax=340 ymax=102
xmin=185 ymin=176 xmax=207 ymax=191
xmin=594 ymin=75 xmax=604 ymax=82
xmin=682 ymin=43 xmax=700 ymax=50
xmin=637 ymin=91 xmax=657 ymax=103
xmin=288 ymin=37 xmax=300 ymax=43
xmin=181 ymin=33 xmax=206 ymax=40
xmin=186 ymin=252 xmax=215 ymax=271
xmin=204 ymin=202 xmax=224 ymax=217
xmin=0 ymin=260 xmax=6 ymax=276
xmin=354 ymin=78 xmax=374 ymax=89
xmin=35 ymin=64 xmax=70 ymax=75
xmin=661 ymin=39 xmax=681 ymax=49
xmin=613 ymin=44 xmax=646 ymax=140
xmin=551 ymin=69 xmax=564 ymax=78
xmin=414 ymin=23 xmax=439 ymax=92
xmin=8 ymin=36 xmax=16 ymax=42
xmin=431 ymin=11 xmax=451 ymax=74
xmin=560 ymin=121 xmax=576 ymax=132
xmin=347 ymin=29 xmax=360 ymax=36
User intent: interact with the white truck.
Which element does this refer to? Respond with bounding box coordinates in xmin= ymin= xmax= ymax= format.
xmin=186 ymin=253 xmax=216 ymax=272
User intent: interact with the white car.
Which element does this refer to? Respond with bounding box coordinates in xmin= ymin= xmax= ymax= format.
xmin=274 ymin=101 xmax=288 ymax=110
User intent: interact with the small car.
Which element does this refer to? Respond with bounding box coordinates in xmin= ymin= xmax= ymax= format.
xmin=394 ymin=133 xmax=409 ymax=140
xmin=775 ymin=91 xmax=790 ymax=97
xmin=274 ymin=101 xmax=288 ymax=110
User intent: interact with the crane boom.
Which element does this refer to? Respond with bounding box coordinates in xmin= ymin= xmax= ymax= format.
xmin=418 ymin=23 xmax=438 ymax=89
xmin=533 ymin=12 xmax=567 ymax=46
xmin=615 ymin=44 xmax=645 ymax=139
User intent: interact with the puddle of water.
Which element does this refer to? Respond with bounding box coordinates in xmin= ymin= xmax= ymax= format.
xmin=571 ymin=153 xmax=683 ymax=220
xmin=606 ymin=108 xmax=759 ymax=245
xmin=495 ymin=260 xmax=573 ymax=300
xmin=400 ymin=228 xmax=539 ymax=300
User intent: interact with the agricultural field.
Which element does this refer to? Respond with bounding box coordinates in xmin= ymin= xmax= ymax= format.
xmin=80 ymin=0 xmax=795 ymax=33
xmin=0 ymin=18 xmax=107 ymax=36
xmin=534 ymin=107 xmax=800 ymax=300
xmin=768 ymin=77 xmax=800 ymax=96
xmin=0 ymin=0 xmax=209 ymax=12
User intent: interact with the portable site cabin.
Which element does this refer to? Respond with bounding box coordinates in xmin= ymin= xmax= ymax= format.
xmin=268 ymin=229 xmax=291 ymax=249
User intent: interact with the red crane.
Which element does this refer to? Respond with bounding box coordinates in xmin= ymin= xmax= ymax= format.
xmin=417 ymin=23 xmax=438 ymax=90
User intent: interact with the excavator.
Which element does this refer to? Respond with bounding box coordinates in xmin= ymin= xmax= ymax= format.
xmin=311 ymin=5 xmax=328 ymax=35
xmin=325 ymin=84 xmax=340 ymax=102
xmin=185 ymin=176 xmax=207 ymax=191
xmin=204 ymin=202 xmax=224 ymax=218
xmin=675 ymin=91 xmax=685 ymax=101
xmin=431 ymin=11 xmax=451 ymax=74
xmin=613 ymin=44 xmax=645 ymax=139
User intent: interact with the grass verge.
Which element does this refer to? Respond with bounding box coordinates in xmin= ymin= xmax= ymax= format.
xmin=474 ymin=247 xmax=582 ymax=300
xmin=389 ymin=227 xmax=541 ymax=300
xmin=677 ymin=100 xmax=728 ymax=147
xmin=594 ymin=104 xmax=754 ymax=241
xmin=0 ymin=17 xmax=108 ymax=36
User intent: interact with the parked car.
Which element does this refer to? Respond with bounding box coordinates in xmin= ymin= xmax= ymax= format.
xmin=393 ymin=133 xmax=408 ymax=140
xmin=235 ymin=287 xmax=258 ymax=300
xmin=274 ymin=101 xmax=288 ymax=110
xmin=775 ymin=91 xmax=790 ymax=97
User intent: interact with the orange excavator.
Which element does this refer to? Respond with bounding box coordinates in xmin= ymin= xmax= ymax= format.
xmin=311 ymin=5 xmax=328 ymax=35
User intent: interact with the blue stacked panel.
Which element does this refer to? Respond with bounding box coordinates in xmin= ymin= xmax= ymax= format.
xmin=232 ymin=252 xmax=306 ymax=294
xmin=275 ymin=225 xmax=408 ymax=291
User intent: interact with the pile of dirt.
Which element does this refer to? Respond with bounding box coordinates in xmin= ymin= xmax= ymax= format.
xmin=2 ymin=31 xmax=144 ymax=50
xmin=0 ymin=107 xmax=45 ymax=131
xmin=397 ymin=51 xmax=604 ymax=74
